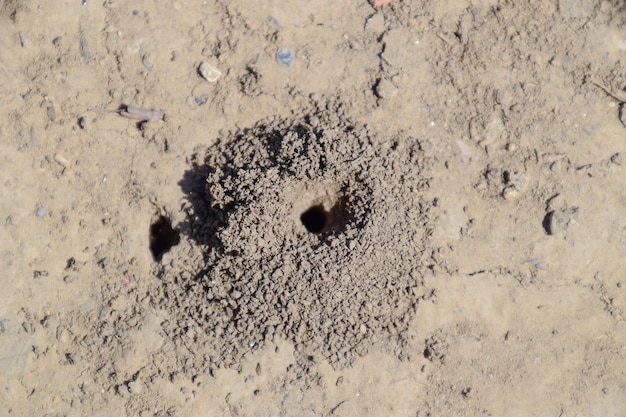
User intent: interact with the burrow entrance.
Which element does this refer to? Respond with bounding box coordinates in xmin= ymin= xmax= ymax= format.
xmin=296 ymin=189 xmax=351 ymax=235
xmin=300 ymin=205 xmax=328 ymax=233
xmin=149 ymin=215 xmax=180 ymax=261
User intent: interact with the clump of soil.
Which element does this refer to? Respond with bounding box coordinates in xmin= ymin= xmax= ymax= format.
xmin=155 ymin=103 xmax=435 ymax=370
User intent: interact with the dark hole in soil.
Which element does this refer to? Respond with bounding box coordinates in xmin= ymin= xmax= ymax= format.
xmin=149 ymin=216 xmax=180 ymax=261
xmin=300 ymin=205 xmax=328 ymax=234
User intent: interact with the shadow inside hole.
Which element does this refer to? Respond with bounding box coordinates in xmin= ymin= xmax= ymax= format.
xmin=300 ymin=205 xmax=328 ymax=234
xmin=149 ymin=216 xmax=180 ymax=261
xmin=300 ymin=192 xmax=353 ymax=235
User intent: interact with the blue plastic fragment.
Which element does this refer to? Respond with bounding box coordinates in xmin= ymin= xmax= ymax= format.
xmin=276 ymin=47 xmax=295 ymax=67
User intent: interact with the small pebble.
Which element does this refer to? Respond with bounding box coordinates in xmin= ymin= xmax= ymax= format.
xmin=63 ymin=275 xmax=77 ymax=283
xmin=502 ymin=186 xmax=519 ymax=200
xmin=56 ymin=327 xmax=70 ymax=343
xmin=46 ymin=104 xmax=59 ymax=121
xmin=198 ymin=61 xmax=222 ymax=82
xmin=375 ymin=78 xmax=399 ymax=99
xmin=191 ymin=83 xmax=213 ymax=106
xmin=79 ymin=34 xmax=92 ymax=61
xmin=544 ymin=207 xmax=578 ymax=235
xmin=142 ymin=54 xmax=154 ymax=71
xmin=276 ymin=47 xmax=295 ymax=67
xmin=36 ymin=207 xmax=46 ymax=217
xmin=194 ymin=95 xmax=208 ymax=106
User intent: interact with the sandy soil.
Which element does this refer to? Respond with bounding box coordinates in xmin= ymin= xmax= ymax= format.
xmin=1 ymin=0 xmax=625 ymax=416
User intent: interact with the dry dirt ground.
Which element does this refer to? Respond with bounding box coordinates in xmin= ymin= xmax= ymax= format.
xmin=1 ymin=0 xmax=626 ymax=416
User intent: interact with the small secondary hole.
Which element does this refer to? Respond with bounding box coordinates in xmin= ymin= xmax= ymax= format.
xmin=300 ymin=205 xmax=328 ymax=234
xmin=149 ymin=215 xmax=180 ymax=261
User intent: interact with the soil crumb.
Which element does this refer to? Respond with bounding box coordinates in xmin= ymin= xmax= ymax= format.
xmin=154 ymin=102 xmax=435 ymax=372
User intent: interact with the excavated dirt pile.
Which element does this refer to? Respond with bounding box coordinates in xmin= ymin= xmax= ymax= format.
xmin=155 ymin=103 xmax=436 ymax=370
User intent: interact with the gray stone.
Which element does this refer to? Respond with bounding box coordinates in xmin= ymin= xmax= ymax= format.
xmin=381 ymin=29 xmax=406 ymax=69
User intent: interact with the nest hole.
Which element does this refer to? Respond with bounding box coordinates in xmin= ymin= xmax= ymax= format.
xmin=300 ymin=205 xmax=328 ymax=234
xmin=149 ymin=215 xmax=180 ymax=261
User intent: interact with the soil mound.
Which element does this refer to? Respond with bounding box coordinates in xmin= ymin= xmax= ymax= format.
xmin=155 ymin=104 xmax=435 ymax=370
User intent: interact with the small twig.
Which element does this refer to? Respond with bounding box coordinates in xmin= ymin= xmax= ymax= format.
xmin=120 ymin=105 xmax=164 ymax=122
xmin=590 ymin=80 xmax=626 ymax=127
xmin=329 ymin=400 xmax=347 ymax=415
xmin=81 ymin=104 xmax=118 ymax=115
xmin=591 ymin=80 xmax=626 ymax=103
xmin=82 ymin=104 xmax=164 ymax=122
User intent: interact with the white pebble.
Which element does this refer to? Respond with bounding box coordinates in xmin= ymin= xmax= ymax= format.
xmin=199 ymin=61 xmax=222 ymax=82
